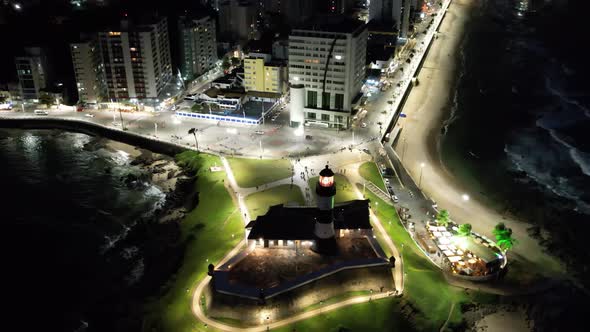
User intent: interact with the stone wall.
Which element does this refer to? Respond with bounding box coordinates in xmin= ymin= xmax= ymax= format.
xmin=206 ymin=265 xmax=394 ymax=326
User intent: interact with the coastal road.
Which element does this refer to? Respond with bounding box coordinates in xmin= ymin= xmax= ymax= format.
xmin=390 ymin=0 xmax=564 ymax=275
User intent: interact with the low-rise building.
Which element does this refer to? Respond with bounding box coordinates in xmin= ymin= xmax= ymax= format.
xmin=244 ymin=57 xmax=286 ymax=94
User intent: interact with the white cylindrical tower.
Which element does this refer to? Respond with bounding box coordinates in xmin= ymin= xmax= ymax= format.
xmin=290 ymin=83 xmax=305 ymax=128
xmin=313 ymin=165 xmax=337 ymax=254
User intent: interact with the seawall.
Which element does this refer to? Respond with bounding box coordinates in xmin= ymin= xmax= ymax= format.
xmin=0 ymin=117 xmax=191 ymax=157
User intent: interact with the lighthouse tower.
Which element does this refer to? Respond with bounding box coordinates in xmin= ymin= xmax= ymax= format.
xmin=313 ymin=165 xmax=338 ymax=254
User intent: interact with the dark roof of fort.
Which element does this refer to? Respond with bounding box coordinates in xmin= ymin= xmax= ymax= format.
xmin=246 ymin=200 xmax=372 ymax=240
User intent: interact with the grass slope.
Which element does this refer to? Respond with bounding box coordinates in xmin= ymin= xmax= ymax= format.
xmin=227 ymin=157 xmax=291 ymax=188
xmin=245 ymin=184 xmax=305 ymax=219
xmin=362 ymin=188 xmax=497 ymax=331
xmin=359 ymin=162 xmax=387 ymax=192
xmin=143 ymin=151 xmax=244 ymax=332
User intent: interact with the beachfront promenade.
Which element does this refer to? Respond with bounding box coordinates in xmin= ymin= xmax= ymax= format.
xmin=390 ymin=0 xmax=563 ymax=275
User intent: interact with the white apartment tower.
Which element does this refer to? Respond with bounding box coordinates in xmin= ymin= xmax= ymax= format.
xmin=96 ymin=17 xmax=173 ymax=100
xmin=15 ymin=47 xmax=48 ymax=100
xmin=178 ymin=15 xmax=218 ymax=80
xmin=71 ymin=40 xmax=106 ymax=103
xmin=288 ymin=17 xmax=367 ymax=129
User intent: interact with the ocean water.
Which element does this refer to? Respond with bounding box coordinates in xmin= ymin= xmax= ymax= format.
xmin=0 ymin=129 xmax=166 ymax=331
xmin=440 ymin=0 xmax=590 ymax=279
xmin=442 ymin=0 xmax=590 ymax=213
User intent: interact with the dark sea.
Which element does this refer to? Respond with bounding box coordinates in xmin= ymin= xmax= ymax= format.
xmin=441 ymin=0 xmax=590 ymax=279
xmin=0 ymin=129 xmax=166 ymax=331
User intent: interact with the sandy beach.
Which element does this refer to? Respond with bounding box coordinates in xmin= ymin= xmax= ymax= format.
xmin=395 ymin=0 xmax=563 ymax=278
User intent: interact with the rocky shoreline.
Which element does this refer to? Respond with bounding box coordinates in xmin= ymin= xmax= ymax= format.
xmin=88 ymin=138 xmax=192 ymax=225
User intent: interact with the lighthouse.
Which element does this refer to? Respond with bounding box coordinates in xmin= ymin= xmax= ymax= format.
xmin=313 ymin=165 xmax=338 ymax=254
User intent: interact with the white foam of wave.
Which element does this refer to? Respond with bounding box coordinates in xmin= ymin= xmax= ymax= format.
xmin=125 ymin=258 xmax=145 ymax=285
xmin=504 ymin=140 xmax=590 ymax=215
xmin=545 ymin=76 xmax=590 ymax=119
xmin=101 ymin=225 xmax=131 ymax=252
xmin=570 ymin=149 xmax=590 ymax=177
xmin=142 ymin=184 xmax=167 ymax=217
xmin=536 ymin=119 xmax=590 ymax=178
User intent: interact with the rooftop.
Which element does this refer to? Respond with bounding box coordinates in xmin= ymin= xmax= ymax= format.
xmin=293 ymin=16 xmax=366 ymax=35
xmin=203 ymin=87 xmax=244 ymax=99
xmin=246 ymin=200 xmax=372 ymax=240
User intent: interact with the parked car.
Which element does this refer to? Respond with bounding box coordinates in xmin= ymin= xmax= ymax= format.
xmin=34 ymin=110 xmax=49 ymax=115
xmin=384 ymin=178 xmax=390 ymax=185
xmin=387 ymin=186 xmax=395 ymax=195
xmin=254 ymin=130 xmax=265 ymax=135
xmin=392 ymin=195 xmax=399 ymax=203
xmin=361 ymin=122 xmax=367 ymax=128
xmin=85 ymin=113 xmax=95 ymax=118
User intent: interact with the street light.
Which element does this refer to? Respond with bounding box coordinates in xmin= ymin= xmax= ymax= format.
xmin=419 ymin=162 xmax=425 ymax=189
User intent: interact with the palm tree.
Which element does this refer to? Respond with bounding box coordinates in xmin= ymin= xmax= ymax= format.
xmin=457 ymin=223 xmax=472 ymax=237
xmin=188 ymin=128 xmax=199 ymax=152
xmin=436 ymin=209 xmax=450 ymax=227
xmin=492 ymin=222 xmax=517 ymax=252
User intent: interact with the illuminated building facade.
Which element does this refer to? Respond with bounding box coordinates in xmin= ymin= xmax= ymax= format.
xmin=288 ymin=17 xmax=367 ymax=129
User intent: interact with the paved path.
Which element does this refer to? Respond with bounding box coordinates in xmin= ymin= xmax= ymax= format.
xmin=389 ymin=0 xmax=564 ymax=276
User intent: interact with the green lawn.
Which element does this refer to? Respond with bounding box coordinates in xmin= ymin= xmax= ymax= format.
xmin=307 ymin=174 xmax=358 ymax=203
xmin=141 ymin=152 xmax=496 ymax=332
xmin=359 ymin=162 xmax=387 ymax=192
xmin=274 ymin=297 xmax=417 ymax=332
xmin=245 ymin=184 xmax=305 ymax=219
xmin=143 ymin=151 xmax=245 ymax=332
xmin=227 ymin=157 xmax=291 ymax=188
xmin=361 ymin=188 xmax=495 ymax=331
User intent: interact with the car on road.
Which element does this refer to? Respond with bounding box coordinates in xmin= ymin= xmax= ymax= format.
xmin=254 ymin=130 xmax=265 ymax=135
xmin=34 ymin=110 xmax=49 ymax=115
xmin=387 ymin=186 xmax=395 ymax=195
xmin=85 ymin=113 xmax=95 ymax=118
xmin=392 ymin=195 xmax=399 ymax=203
xmin=361 ymin=122 xmax=367 ymax=128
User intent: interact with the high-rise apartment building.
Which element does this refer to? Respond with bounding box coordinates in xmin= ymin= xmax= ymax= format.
xmin=71 ymin=16 xmax=173 ymax=103
xmin=218 ymin=0 xmax=258 ymax=42
xmin=288 ymin=17 xmax=367 ymax=129
xmin=97 ymin=17 xmax=172 ymax=100
xmin=15 ymin=47 xmax=48 ymax=100
xmin=70 ymin=40 xmax=106 ymax=103
xmin=178 ymin=15 xmax=218 ymax=80
xmin=369 ymin=0 xmax=402 ymax=29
